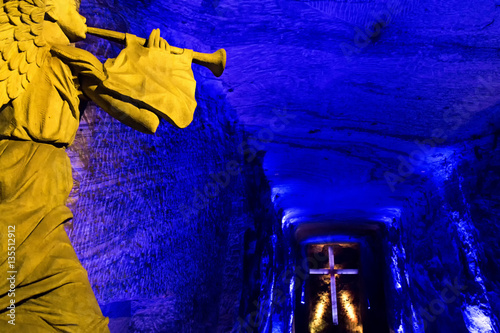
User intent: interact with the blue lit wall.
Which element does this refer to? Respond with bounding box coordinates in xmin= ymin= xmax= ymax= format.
xmin=68 ymin=0 xmax=500 ymax=332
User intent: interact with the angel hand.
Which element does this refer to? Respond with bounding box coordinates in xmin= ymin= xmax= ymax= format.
xmin=146 ymin=29 xmax=170 ymax=52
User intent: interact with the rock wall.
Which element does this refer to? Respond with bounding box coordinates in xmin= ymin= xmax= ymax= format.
xmin=379 ymin=133 xmax=500 ymax=333
xmin=68 ymin=1 xmax=262 ymax=331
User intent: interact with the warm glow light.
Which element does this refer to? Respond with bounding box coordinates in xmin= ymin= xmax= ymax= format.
xmin=340 ymin=290 xmax=356 ymax=321
xmin=340 ymin=290 xmax=363 ymax=333
xmin=309 ymin=276 xmax=330 ymax=332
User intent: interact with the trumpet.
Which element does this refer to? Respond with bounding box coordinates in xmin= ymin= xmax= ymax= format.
xmin=86 ymin=27 xmax=226 ymax=77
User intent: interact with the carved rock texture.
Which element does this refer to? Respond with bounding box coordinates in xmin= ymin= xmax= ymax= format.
xmin=67 ymin=0 xmax=500 ymax=332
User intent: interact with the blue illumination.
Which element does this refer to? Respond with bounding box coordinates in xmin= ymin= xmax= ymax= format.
xmin=58 ymin=0 xmax=500 ymax=332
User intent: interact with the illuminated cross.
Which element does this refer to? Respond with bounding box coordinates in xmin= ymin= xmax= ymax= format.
xmin=309 ymin=245 xmax=359 ymax=325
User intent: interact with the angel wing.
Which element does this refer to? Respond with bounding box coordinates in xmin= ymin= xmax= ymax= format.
xmin=0 ymin=0 xmax=48 ymax=107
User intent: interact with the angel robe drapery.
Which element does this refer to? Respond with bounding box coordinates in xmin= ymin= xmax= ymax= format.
xmin=0 ymin=35 xmax=196 ymax=332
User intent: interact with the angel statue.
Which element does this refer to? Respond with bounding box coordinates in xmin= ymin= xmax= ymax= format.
xmin=0 ymin=0 xmax=225 ymax=331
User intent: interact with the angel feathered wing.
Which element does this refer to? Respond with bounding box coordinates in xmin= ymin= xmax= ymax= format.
xmin=0 ymin=0 xmax=48 ymax=107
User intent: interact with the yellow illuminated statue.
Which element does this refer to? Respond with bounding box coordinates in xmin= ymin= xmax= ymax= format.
xmin=0 ymin=0 xmax=225 ymax=331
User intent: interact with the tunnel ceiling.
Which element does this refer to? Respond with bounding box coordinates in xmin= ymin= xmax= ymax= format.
xmin=85 ymin=0 xmax=500 ymax=225
xmin=209 ymin=0 xmax=500 ymax=226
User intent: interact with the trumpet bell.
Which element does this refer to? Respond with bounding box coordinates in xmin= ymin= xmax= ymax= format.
xmin=192 ymin=49 xmax=226 ymax=77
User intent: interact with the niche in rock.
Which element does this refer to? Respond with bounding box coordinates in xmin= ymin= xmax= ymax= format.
xmin=293 ymin=222 xmax=390 ymax=333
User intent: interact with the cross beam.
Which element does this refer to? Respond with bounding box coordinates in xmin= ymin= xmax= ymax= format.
xmin=309 ymin=246 xmax=359 ymax=325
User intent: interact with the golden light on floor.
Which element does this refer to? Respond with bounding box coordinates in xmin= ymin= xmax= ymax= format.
xmin=340 ymin=289 xmax=363 ymax=333
xmin=309 ymin=276 xmax=330 ymax=332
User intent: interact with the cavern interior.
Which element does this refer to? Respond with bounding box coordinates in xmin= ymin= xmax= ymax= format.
xmin=64 ymin=0 xmax=500 ymax=332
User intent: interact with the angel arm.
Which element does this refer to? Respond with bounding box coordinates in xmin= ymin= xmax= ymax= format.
xmin=80 ymin=77 xmax=161 ymax=134
xmin=51 ymin=29 xmax=197 ymax=134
